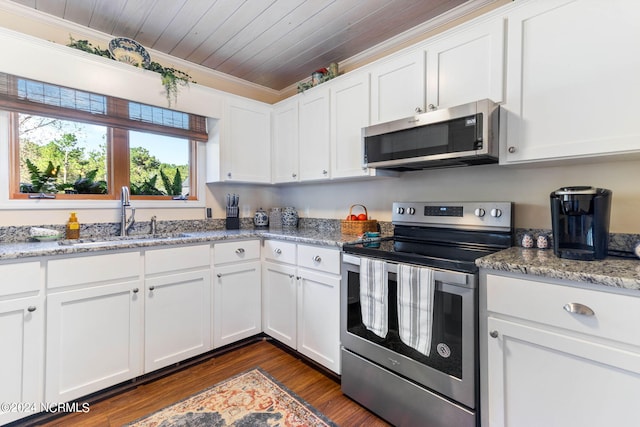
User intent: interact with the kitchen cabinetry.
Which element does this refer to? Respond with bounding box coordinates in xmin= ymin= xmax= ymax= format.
xmin=330 ymin=73 xmax=371 ymax=179
xmin=221 ymin=96 xmax=272 ymax=183
xmin=0 ymin=261 xmax=44 ymax=425
xmin=501 ymin=0 xmax=640 ymax=164
xmin=426 ymin=17 xmax=504 ymax=108
xmin=370 ymin=50 xmax=426 ymax=124
xmin=45 ymin=252 xmax=143 ymax=403
xmin=272 ymin=97 xmax=299 ymax=183
xmin=144 ymin=245 xmax=212 ymax=372
xmin=213 ymin=239 xmax=262 ymax=347
xmin=482 ymin=272 xmax=640 ymax=427
xmin=262 ymin=240 xmax=298 ymax=348
xmin=298 ymin=86 xmax=331 ymax=181
xmin=262 ymin=240 xmax=341 ymax=373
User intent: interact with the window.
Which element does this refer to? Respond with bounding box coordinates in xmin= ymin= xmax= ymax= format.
xmin=0 ymin=72 xmax=207 ymax=201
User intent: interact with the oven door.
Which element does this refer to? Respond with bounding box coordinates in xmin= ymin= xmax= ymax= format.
xmin=341 ymin=253 xmax=478 ymax=409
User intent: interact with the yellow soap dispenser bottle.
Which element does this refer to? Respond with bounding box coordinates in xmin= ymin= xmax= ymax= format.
xmin=66 ymin=212 xmax=80 ymax=239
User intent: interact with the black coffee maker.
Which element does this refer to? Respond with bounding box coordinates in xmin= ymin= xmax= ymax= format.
xmin=550 ymin=186 xmax=612 ymax=260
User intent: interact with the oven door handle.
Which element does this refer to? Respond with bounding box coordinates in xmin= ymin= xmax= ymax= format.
xmin=342 ymin=254 xmax=472 ymax=287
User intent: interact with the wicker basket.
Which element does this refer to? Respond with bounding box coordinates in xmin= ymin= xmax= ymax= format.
xmin=341 ymin=204 xmax=378 ymax=235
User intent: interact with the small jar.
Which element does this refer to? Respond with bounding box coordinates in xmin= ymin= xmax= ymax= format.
xmin=254 ymin=208 xmax=269 ymax=227
xmin=282 ymin=207 xmax=298 ymax=228
xmin=269 ymin=207 xmax=282 ymax=230
xmin=536 ymin=234 xmax=549 ymax=249
xmin=521 ymin=233 xmax=534 ymax=248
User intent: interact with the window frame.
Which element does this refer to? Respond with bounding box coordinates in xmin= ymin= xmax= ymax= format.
xmin=1 ymin=73 xmax=205 ymax=203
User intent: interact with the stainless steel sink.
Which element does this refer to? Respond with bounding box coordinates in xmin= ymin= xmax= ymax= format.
xmin=58 ymin=233 xmax=187 ymax=247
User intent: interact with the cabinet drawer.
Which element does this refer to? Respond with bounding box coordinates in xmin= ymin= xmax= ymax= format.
xmin=48 ymin=252 xmax=140 ymax=289
xmin=0 ymin=261 xmax=41 ymax=296
xmin=263 ymin=240 xmax=296 ymax=264
xmin=487 ymin=274 xmax=640 ymax=346
xmin=297 ymin=244 xmax=340 ymax=275
xmin=145 ymin=244 xmax=210 ymax=275
xmin=214 ymin=240 xmax=260 ymax=265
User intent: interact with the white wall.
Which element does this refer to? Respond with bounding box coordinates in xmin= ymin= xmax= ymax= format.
xmin=278 ymin=158 xmax=640 ymax=233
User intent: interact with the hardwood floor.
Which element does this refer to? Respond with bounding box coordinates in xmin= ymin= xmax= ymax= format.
xmin=27 ymin=339 xmax=391 ymax=427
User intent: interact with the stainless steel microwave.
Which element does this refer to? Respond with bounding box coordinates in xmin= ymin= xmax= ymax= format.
xmin=362 ymin=99 xmax=499 ymax=171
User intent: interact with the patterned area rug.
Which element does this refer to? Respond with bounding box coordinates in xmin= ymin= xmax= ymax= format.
xmin=126 ymin=367 xmax=337 ymax=426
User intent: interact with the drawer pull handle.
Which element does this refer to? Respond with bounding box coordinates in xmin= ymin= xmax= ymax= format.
xmin=489 ymin=330 xmax=499 ymax=339
xmin=563 ymin=303 xmax=595 ymax=316
xmin=149 ymin=286 xmax=155 ymax=291
xmin=313 ymin=255 xmax=322 ymax=263
xmin=274 ymin=248 xmax=282 ymax=254
xmin=27 ymin=306 xmax=37 ymax=312
xmin=236 ymin=248 xmax=245 ymax=254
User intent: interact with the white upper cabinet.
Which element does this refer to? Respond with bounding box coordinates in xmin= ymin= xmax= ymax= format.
xmin=330 ymin=72 xmax=371 ymax=178
xmin=221 ymin=96 xmax=272 ymax=183
xmin=426 ymin=18 xmax=504 ymax=109
xmin=298 ymin=86 xmax=331 ymax=181
xmin=272 ymin=97 xmax=300 ymax=183
xmin=370 ymin=50 xmax=426 ymax=124
xmin=501 ymin=0 xmax=640 ymax=164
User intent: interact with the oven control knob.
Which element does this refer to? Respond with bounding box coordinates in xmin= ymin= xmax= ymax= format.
xmin=397 ymin=207 xmax=405 ymax=214
xmin=474 ymin=208 xmax=485 ymax=217
xmin=490 ymin=208 xmax=502 ymax=218
xmin=407 ymin=207 xmax=416 ymax=215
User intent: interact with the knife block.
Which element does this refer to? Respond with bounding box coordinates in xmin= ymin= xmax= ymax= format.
xmin=226 ymin=217 xmax=240 ymax=230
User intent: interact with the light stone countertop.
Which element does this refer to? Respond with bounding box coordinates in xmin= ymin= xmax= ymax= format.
xmin=476 ymin=246 xmax=640 ymax=291
xmin=0 ymin=228 xmax=373 ymax=261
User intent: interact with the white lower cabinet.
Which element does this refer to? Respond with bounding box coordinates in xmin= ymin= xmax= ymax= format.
xmin=213 ymin=240 xmax=262 ymax=347
xmin=262 ymin=240 xmax=341 ymax=373
xmin=45 ymin=252 xmax=143 ymax=403
xmin=0 ymin=261 xmax=44 ymax=425
xmin=482 ymin=272 xmax=640 ymax=427
xmin=144 ymin=245 xmax=212 ymax=372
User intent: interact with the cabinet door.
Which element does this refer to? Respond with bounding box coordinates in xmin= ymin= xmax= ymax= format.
xmin=224 ymin=97 xmax=271 ymax=182
xmin=145 ymin=269 xmax=212 ymax=372
xmin=297 ymin=268 xmax=341 ymax=373
xmin=46 ymin=281 xmax=143 ymax=402
xmin=370 ymin=50 xmax=426 ymax=124
xmin=213 ymin=261 xmax=261 ymax=347
xmin=426 ymin=18 xmax=504 ymax=108
xmin=262 ymin=261 xmax=297 ymax=348
xmin=272 ymin=97 xmax=299 ymax=183
xmin=330 ymin=73 xmax=370 ymax=179
xmin=487 ymin=317 xmax=640 ymax=427
xmin=0 ymin=296 xmax=43 ymax=425
xmin=298 ymin=87 xmax=331 ymax=181
xmin=502 ymin=0 xmax=640 ymax=163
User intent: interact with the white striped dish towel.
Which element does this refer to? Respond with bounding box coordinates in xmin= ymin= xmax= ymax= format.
xmin=359 ymin=257 xmax=388 ymax=338
xmin=397 ymin=264 xmax=436 ymax=356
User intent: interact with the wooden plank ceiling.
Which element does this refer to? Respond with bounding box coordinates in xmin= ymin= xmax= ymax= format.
xmin=10 ymin=0 xmax=478 ymax=90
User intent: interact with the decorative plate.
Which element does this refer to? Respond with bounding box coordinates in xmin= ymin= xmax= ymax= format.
xmin=108 ymin=37 xmax=150 ymax=68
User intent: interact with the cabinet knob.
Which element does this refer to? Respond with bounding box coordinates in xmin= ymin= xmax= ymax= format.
xmin=322 ymin=170 xmax=328 ymax=175
xmin=217 ymin=273 xmax=222 ymax=278
xmin=274 ymin=248 xmax=282 ymax=254
xmin=508 ymin=146 xmax=516 ymax=154
xmin=235 ymin=248 xmax=245 ymax=254
xmin=149 ymin=286 xmax=155 ymax=291
xmin=132 ymin=288 xmax=139 ymax=293
xmin=428 ymin=104 xmax=437 ymax=111
xmin=313 ymin=255 xmax=322 ymax=263
xmin=489 ymin=330 xmax=499 ymax=338
xmin=292 ymin=173 xmax=297 ymax=178
xmin=415 ymin=107 xmax=424 ymax=113
xmin=563 ymin=303 xmax=595 ymax=316
xmin=289 ymin=274 xmax=295 ymax=279
xmin=27 ymin=306 xmax=36 ymax=312
xmin=227 ymin=172 xmax=232 ymax=178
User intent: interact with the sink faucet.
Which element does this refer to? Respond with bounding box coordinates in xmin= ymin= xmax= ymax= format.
xmin=120 ymin=186 xmax=135 ymax=236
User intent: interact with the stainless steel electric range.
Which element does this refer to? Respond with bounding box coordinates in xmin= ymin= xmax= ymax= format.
xmin=341 ymin=201 xmax=513 ymax=427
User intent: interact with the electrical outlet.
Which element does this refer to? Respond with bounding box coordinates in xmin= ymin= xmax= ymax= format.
xmin=206 ymin=208 xmax=212 ymax=218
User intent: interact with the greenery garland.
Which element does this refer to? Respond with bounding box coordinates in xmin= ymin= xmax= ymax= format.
xmin=67 ymin=36 xmax=194 ymax=107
